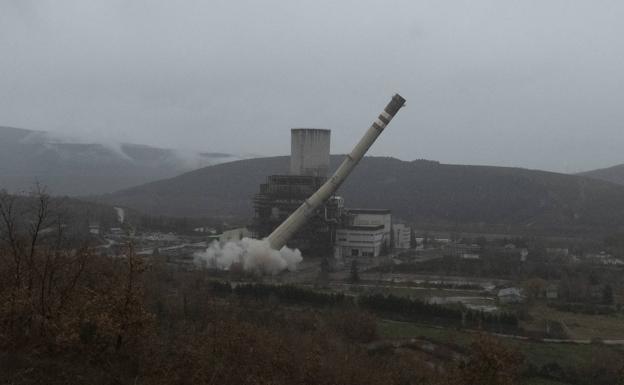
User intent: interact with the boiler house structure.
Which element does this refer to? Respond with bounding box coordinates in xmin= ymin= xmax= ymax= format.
xmin=252 ymin=128 xmax=395 ymax=258
xmin=252 ymin=129 xmax=340 ymax=254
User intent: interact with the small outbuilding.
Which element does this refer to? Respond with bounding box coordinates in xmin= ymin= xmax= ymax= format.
xmin=497 ymin=287 xmax=525 ymax=304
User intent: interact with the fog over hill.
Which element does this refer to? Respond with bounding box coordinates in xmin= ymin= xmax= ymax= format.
xmin=97 ymin=155 xmax=624 ymax=235
xmin=0 ymin=126 xmax=242 ymax=195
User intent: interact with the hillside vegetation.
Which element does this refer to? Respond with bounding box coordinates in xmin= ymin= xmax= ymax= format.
xmin=579 ymin=164 xmax=624 ymax=186
xmin=98 ymin=156 xmax=624 ymax=235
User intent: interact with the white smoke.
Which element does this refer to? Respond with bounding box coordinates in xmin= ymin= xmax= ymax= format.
xmin=194 ymin=237 xmax=303 ymax=275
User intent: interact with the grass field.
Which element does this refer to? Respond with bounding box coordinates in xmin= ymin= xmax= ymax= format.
xmin=378 ymin=319 xmax=624 ymax=371
xmin=323 ymin=282 xmax=487 ymax=300
xmin=374 ymin=286 xmax=484 ymax=299
xmin=378 ymin=320 xmax=474 ymax=346
xmin=525 ymin=304 xmax=624 ymax=340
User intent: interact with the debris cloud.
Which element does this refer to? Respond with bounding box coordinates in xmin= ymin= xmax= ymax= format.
xmin=194 ymin=238 xmax=302 ymax=275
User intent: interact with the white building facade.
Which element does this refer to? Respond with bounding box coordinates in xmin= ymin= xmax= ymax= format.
xmin=392 ymin=223 xmax=411 ymax=249
xmin=334 ymin=225 xmax=385 ymax=258
xmin=347 ymin=209 xmax=392 ymax=247
xmin=219 ymin=227 xmax=251 ymax=243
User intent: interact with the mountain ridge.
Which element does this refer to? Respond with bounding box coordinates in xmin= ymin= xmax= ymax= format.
xmin=578 ymin=163 xmax=624 ymax=186
xmin=0 ymin=126 xmax=242 ymax=196
xmin=96 ymin=155 xmax=624 ymax=235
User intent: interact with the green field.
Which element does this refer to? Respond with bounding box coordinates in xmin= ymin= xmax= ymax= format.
xmin=378 ymin=319 xmax=474 ymax=346
xmin=378 ymin=319 xmax=624 ymax=372
xmin=525 ymin=304 xmax=624 ymax=340
xmin=374 ymin=285 xmax=484 ymax=299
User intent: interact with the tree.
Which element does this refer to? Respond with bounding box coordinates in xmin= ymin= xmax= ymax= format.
xmin=603 ymin=284 xmax=614 ymax=305
xmin=113 ymin=242 xmax=152 ymax=351
xmin=523 ymin=278 xmax=547 ymax=301
xmin=475 ymin=236 xmax=487 ymax=250
xmin=349 ymin=260 xmax=360 ymax=283
xmin=0 ymin=185 xmax=153 ymax=356
xmin=445 ymin=336 xmax=523 ymax=385
xmin=380 ymin=240 xmax=389 ymax=256
xmin=316 ymin=257 xmax=330 ymax=287
xmin=409 ymin=227 xmax=416 ymax=248
xmin=423 ymin=232 xmax=430 ymax=249
xmin=0 ymin=185 xmax=67 ymax=340
xmin=604 ymin=232 xmax=624 ymax=255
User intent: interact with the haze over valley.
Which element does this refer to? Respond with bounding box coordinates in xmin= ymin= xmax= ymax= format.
xmin=0 ymin=125 xmax=242 ymax=195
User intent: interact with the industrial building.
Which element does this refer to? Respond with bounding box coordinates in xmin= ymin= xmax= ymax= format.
xmin=252 ymin=129 xmax=338 ymax=254
xmin=346 ymin=209 xmax=392 ymax=248
xmin=252 ymin=127 xmax=399 ymax=258
xmin=333 ymin=209 xmax=394 ymax=258
xmin=334 ymin=225 xmax=386 ymax=258
xmin=290 ymin=128 xmax=331 ymax=177
xmin=219 ymin=227 xmax=251 ymax=243
xmin=392 ymin=223 xmax=411 ymax=249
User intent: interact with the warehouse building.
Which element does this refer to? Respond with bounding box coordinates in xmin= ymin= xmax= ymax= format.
xmin=346 ymin=209 xmax=392 ymax=248
xmin=334 ymin=224 xmax=385 ymax=258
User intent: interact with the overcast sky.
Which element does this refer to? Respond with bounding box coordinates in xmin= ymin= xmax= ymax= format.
xmin=2 ymin=0 xmax=623 ymax=172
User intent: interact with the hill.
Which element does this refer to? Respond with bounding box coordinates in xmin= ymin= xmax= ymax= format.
xmin=0 ymin=188 xmax=124 ymax=236
xmin=96 ymin=156 xmax=624 ymax=235
xmin=0 ymin=126 xmax=240 ymax=196
xmin=578 ymin=164 xmax=624 ymax=186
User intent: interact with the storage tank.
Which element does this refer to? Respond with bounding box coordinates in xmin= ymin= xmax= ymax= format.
xmin=290 ymin=128 xmax=331 ymax=177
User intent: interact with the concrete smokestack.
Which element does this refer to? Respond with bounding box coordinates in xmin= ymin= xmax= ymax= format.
xmin=267 ymin=94 xmax=406 ymax=250
xmin=290 ymin=128 xmax=331 ymax=177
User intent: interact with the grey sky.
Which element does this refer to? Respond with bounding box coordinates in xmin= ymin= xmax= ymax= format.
xmin=2 ymin=0 xmax=623 ymax=173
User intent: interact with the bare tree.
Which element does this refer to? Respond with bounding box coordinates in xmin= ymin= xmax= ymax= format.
xmin=0 ymin=185 xmax=91 ymax=342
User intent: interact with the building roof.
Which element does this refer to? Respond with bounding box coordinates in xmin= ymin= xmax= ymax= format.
xmin=347 ymin=208 xmax=391 ymax=214
xmin=291 ymin=128 xmax=331 ymax=133
xmin=498 ymin=287 xmax=524 ymax=297
xmin=267 ymin=174 xmax=325 ymax=183
xmin=338 ymin=225 xmax=385 ymax=231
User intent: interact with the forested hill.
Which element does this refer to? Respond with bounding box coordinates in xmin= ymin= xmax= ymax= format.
xmin=97 ymin=156 xmax=624 ymax=234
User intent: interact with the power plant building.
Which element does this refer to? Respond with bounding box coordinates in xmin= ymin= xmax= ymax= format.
xmin=253 ymin=126 xmax=397 ymax=257
xmin=334 ymin=225 xmax=386 ymax=258
xmin=333 ymin=209 xmax=393 ymax=258
xmin=392 ymin=223 xmax=411 ymax=249
xmin=290 ymin=128 xmax=331 ymax=177
xmin=347 ymin=209 xmax=392 ymax=248
xmin=252 ymin=129 xmax=336 ymax=254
